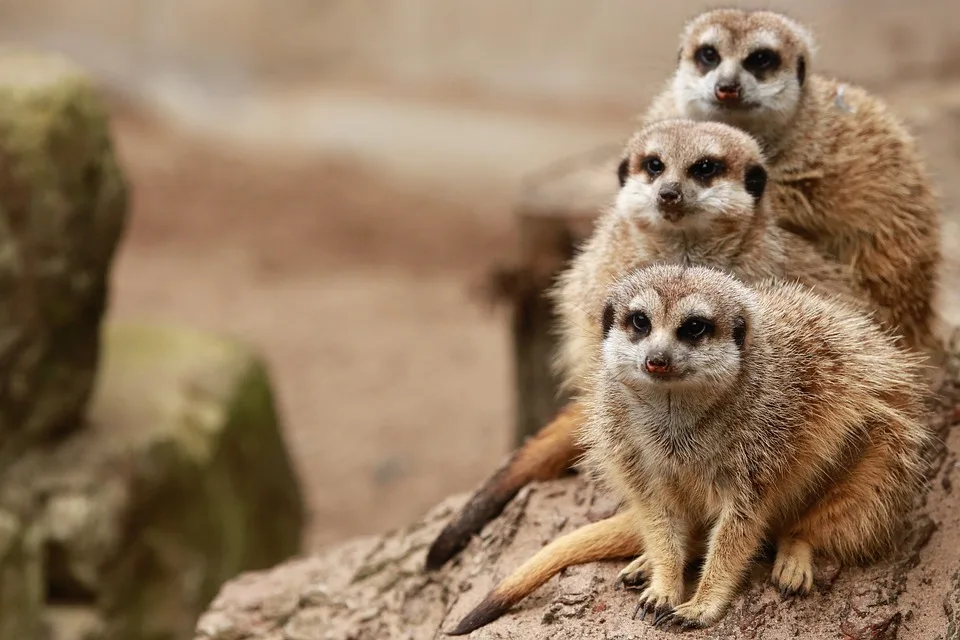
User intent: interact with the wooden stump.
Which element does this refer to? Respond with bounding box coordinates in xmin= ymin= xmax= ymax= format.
xmin=503 ymin=146 xmax=622 ymax=444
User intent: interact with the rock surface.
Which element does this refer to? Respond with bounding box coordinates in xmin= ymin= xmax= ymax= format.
xmin=0 ymin=322 xmax=305 ymax=640
xmin=194 ymin=336 xmax=960 ymax=640
xmin=0 ymin=49 xmax=129 ymax=464
xmin=0 ymin=496 xmax=44 ymax=639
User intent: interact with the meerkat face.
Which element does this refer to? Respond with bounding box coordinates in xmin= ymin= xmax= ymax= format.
xmin=615 ymin=120 xmax=767 ymax=231
xmin=671 ymin=9 xmax=814 ymax=133
xmin=600 ymin=264 xmax=752 ymax=394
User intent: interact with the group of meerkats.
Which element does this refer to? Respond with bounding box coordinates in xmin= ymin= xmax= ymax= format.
xmin=428 ymin=8 xmax=948 ymax=634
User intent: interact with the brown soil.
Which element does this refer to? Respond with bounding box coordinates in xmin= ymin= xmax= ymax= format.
xmin=105 ymin=103 xmax=518 ymax=550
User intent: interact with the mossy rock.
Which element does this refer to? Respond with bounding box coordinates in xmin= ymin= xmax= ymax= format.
xmin=3 ymin=323 xmax=305 ymax=640
xmin=0 ymin=49 xmax=129 ymax=463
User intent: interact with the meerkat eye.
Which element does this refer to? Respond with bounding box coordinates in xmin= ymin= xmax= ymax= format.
xmin=743 ymin=48 xmax=782 ymax=75
xmin=689 ymin=158 xmax=725 ymax=181
xmin=641 ymin=156 xmax=665 ymax=177
xmin=677 ymin=317 xmax=714 ymax=342
xmin=694 ymin=45 xmax=721 ymax=69
xmin=627 ymin=312 xmax=651 ymax=336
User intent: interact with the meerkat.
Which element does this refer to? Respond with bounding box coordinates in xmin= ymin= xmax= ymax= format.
xmin=426 ymin=8 xmax=944 ymax=571
xmin=642 ymin=8 xmax=942 ymax=357
xmin=426 ymin=119 xmax=859 ymax=570
xmin=449 ymin=264 xmax=931 ymax=634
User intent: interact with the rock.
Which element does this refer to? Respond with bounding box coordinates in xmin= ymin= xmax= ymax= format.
xmin=0 ymin=49 xmax=129 ymax=464
xmin=193 ymin=337 xmax=960 ymax=640
xmin=2 ymin=323 xmax=305 ymax=640
xmin=0 ymin=497 xmax=44 ymax=640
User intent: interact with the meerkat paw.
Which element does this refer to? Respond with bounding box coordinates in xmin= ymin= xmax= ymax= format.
xmin=656 ymin=597 xmax=727 ymax=631
xmin=615 ymin=554 xmax=653 ymax=590
xmin=771 ymin=537 xmax=814 ymax=597
xmin=629 ymin=582 xmax=683 ymax=626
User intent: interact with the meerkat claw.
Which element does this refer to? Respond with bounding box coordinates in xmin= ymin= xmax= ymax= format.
xmin=652 ymin=607 xmax=675 ymax=628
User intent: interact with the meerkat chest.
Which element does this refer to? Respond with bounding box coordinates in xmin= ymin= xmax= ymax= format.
xmin=659 ymin=462 xmax=729 ymax=521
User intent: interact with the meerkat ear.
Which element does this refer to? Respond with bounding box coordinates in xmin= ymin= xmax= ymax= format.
xmin=797 ymin=55 xmax=806 ymax=87
xmin=744 ymin=165 xmax=767 ymax=201
xmin=617 ymin=158 xmax=629 ymax=188
xmin=732 ymin=315 xmax=748 ymax=350
xmin=602 ymin=303 xmax=616 ymax=339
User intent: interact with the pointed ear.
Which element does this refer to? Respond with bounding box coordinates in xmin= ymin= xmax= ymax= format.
xmin=732 ymin=315 xmax=748 ymax=350
xmin=797 ymin=55 xmax=806 ymax=87
xmin=602 ymin=303 xmax=616 ymax=339
xmin=617 ymin=158 xmax=629 ymax=188
xmin=744 ymin=164 xmax=767 ymax=201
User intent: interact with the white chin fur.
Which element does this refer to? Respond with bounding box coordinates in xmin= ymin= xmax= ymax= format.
xmin=673 ymin=73 xmax=801 ymax=145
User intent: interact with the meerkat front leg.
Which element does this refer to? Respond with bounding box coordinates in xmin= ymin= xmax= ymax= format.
xmin=624 ymin=499 xmax=691 ymax=623
xmin=665 ymin=507 xmax=765 ymax=629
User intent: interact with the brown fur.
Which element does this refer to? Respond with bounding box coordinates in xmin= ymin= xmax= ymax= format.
xmin=428 ymin=9 xmax=944 ymax=573
xmin=452 ymin=264 xmax=931 ymax=632
xmin=425 ymin=119 xmax=859 ymax=571
xmin=643 ymin=8 xmax=942 ymax=358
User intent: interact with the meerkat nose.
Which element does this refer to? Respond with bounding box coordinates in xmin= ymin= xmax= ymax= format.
xmin=645 ymin=354 xmax=672 ymax=374
xmin=658 ymin=185 xmax=682 ymax=205
xmin=715 ymin=82 xmax=742 ymax=102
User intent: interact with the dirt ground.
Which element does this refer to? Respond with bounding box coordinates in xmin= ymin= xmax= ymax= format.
xmin=104 ymin=103 xmax=525 ymax=551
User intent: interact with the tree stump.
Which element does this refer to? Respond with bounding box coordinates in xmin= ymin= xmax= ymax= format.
xmin=504 ymin=146 xmax=621 ymax=444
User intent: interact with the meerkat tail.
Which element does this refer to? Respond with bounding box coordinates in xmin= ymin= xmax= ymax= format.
xmin=424 ymin=402 xmax=585 ymax=571
xmin=445 ymin=509 xmax=642 ymax=636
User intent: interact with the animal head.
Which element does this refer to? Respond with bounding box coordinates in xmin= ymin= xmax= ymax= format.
xmin=616 ymin=119 xmax=768 ymax=232
xmin=600 ymin=263 xmax=754 ymax=394
xmin=670 ymin=9 xmax=814 ymax=143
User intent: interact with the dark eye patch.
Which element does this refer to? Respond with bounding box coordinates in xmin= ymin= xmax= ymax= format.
xmin=602 ymin=303 xmax=615 ymax=338
xmin=627 ymin=311 xmax=651 ymax=337
xmin=743 ymin=48 xmax=782 ymax=78
xmin=617 ymin=158 xmax=629 ymax=188
xmin=694 ymin=45 xmax=721 ymax=72
xmin=677 ymin=317 xmax=714 ymax=342
xmin=744 ymin=164 xmax=767 ymax=201
xmin=689 ymin=158 xmax=725 ymax=182
xmin=642 ymin=156 xmax=665 ymax=177
xmin=732 ymin=316 xmax=747 ymax=349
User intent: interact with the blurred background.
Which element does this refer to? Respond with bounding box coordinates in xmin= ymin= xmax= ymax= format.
xmin=2 ymin=0 xmax=959 ymax=555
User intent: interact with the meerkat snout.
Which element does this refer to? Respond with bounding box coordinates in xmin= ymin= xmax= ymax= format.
xmin=657 ymin=182 xmax=684 ymax=220
xmin=714 ymin=80 xmax=741 ymax=104
xmin=644 ymin=352 xmax=672 ymax=375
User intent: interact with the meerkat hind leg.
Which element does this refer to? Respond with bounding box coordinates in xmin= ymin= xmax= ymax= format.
xmin=771 ymin=536 xmax=814 ymax=596
xmin=776 ymin=439 xmax=913 ymax=590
